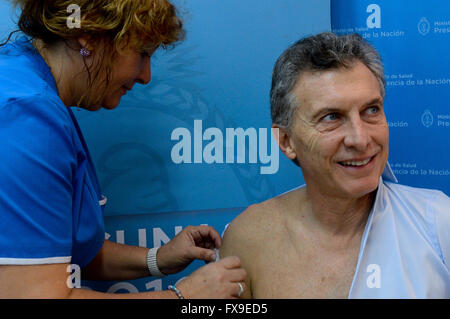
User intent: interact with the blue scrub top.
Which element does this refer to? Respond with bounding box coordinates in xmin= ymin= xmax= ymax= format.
xmin=0 ymin=36 xmax=105 ymax=268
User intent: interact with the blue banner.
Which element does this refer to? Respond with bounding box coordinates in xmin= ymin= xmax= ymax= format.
xmin=73 ymin=0 xmax=331 ymax=292
xmin=2 ymin=0 xmax=448 ymax=295
xmin=331 ymin=0 xmax=450 ymax=195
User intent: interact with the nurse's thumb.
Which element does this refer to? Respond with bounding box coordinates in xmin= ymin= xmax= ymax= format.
xmin=189 ymin=246 xmax=217 ymax=263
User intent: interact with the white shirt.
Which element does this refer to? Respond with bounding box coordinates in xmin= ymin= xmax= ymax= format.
xmin=349 ymin=165 xmax=450 ymax=298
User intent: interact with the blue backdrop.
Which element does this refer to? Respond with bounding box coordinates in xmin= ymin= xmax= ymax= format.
xmin=332 ymin=0 xmax=450 ymax=196
xmin=76 ymin=0 xmax=330 ymax=292
xmin=0 ymin=0 xmax=448 ymax=294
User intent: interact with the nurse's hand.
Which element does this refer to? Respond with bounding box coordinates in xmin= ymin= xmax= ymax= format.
xmin=177 ymin=256 xmax=247 ymax=299
xmin=156 ymin=225 xmax=221 ymax=275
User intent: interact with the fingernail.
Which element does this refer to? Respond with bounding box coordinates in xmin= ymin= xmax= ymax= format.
xmin=211 ymin=253 xmax=217 ymax=262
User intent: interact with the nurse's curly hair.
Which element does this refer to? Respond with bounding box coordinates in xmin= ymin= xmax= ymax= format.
xmin=11 ymin=0 xmax=184 ymax=51
xmin=7 ymin=0 xmax=185 ymax=107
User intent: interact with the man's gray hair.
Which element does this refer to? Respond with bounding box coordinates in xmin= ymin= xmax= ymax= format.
xmin=270 ymin=32 xmax=386 ymax=129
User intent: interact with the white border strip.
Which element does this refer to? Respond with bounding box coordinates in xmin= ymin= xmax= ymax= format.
xmin=0 ymin=256 xmax=71 ymax=265
xmin=99 ymin=195 xmax=107 ymax=206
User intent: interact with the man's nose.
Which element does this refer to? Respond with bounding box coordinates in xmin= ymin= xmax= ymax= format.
xmin=343 ymin=115 xmax=370 ymax=151
xmin=136 ymin=57 xmax=151 ymax=85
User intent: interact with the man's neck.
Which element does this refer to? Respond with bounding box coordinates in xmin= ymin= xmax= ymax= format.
xmin=300 ymin=185 xmax=376 ymax=242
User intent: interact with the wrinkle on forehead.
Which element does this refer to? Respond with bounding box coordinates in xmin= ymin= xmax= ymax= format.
xmin=293 ymin=70 xmax=340 ymax=114
xmin=292 ymin=62 xmax=382 ymax=118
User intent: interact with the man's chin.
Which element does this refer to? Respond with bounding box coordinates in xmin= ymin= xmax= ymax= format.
xmin=342 ymin=178 xmax=380 ymax=199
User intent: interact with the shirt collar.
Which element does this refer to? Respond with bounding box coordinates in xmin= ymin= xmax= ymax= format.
xmin=15 ymin=36 xmax=59 ymax=94
xmin=381 ymin=161 xmax=398 ymax=183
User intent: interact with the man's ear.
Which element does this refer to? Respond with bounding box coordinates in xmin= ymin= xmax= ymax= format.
xmin=272 ymin=124 xmax=297 ymax=162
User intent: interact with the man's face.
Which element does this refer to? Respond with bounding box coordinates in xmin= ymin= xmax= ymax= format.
xmin=288 ymin=61 xmax=389 ymax=199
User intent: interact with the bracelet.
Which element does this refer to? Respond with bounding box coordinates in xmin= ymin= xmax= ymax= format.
xmin=146 ymin=247 xmax=166 ymax=278
xmin=168 ymin=285 xmax=185 ymax=299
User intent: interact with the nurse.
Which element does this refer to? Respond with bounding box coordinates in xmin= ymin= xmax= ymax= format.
xmin=0 ymin=0 xmax=246 ymax=298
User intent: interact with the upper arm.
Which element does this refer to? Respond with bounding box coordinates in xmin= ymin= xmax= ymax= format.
xmin=220 ymin=206 xmax=261 ymax=299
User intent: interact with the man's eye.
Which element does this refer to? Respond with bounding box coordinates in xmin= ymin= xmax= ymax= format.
xmin=322 ymin=113 xmax=339 ymax=122
xmin=366 ymin=106 xmax=380 ymax=114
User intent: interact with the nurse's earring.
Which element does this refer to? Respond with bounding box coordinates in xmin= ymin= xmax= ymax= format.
xmin=80 ymin=47 xmax=91 ymax=57
xmin=77 ymin=36 xmax=93 ymax=58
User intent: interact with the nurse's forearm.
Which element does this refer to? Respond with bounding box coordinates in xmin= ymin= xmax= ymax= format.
xmin=68 ymin=287 xmax=177 ymax=299
xmin=82 ymin=240 xmax=151 ymax=281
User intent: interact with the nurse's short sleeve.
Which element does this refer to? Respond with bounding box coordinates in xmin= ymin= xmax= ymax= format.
xmin=0 ymin=94 xmax=75 ymax=265
xmin=433 ymin=191 xmax=450 ymax=269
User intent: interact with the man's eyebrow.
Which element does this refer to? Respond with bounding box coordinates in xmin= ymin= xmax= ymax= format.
xmin=364 ymin=97 xmax=383 ymax=106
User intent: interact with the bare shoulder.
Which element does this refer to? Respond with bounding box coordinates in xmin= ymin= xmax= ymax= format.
xmin=220 ymin=202 xmax=268 ymax=259
xmin=219 ymin=198 xmax=283 ymax=298
xmin=219 ymin=188 xmax=305 ymax=298
xmin=220 ymin=187 xmax=303 ymax=258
